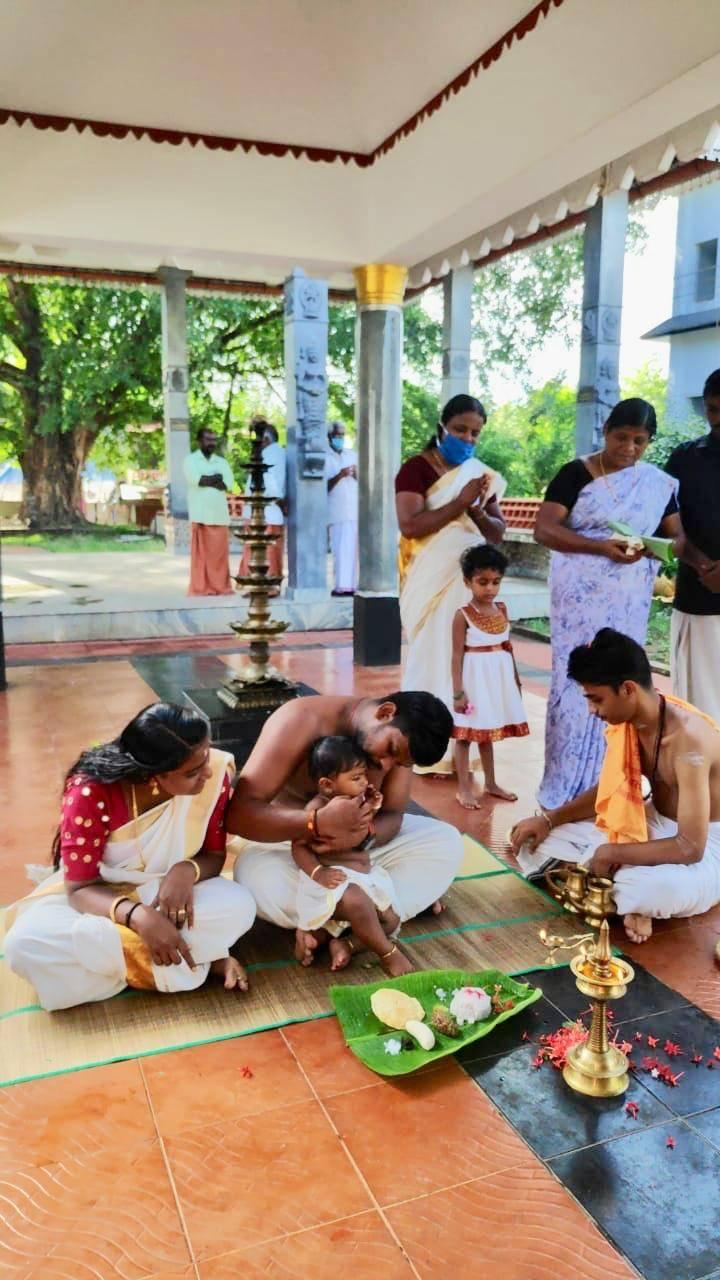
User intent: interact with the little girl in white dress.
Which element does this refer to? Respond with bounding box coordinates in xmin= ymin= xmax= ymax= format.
xmin=451 ymin=544 xmax=529 ymax=808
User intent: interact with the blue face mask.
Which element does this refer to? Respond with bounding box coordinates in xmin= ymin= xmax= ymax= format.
xmin=329 ymin=437 xmax=344 ymax=452
xmin=437 ymin=429 xmax=475 ymax=466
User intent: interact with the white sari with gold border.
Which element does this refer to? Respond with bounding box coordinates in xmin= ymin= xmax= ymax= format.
xmin=4 ymin=749 xmax=256 ymax=1010
xmin=400 ymin=457 xmax=506 ymax=774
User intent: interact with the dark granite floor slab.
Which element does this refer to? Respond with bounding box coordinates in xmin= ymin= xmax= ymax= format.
xmin=131 ymin=653 xmax=231 ymax=702
xmin=616 ymin=1006 xmax=720 ymax=1117
xmin=688 ymin=1106 xmax=720 ymax=1153
xmin=465 ymin=1037 xmax=673 ymax=1160
xmin=549 ymin=1120 xmax=720 ymax=1280
xmin=533 ymin=958 xmax=690 ymax=1023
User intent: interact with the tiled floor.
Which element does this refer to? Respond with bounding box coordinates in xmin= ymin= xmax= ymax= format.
xmin=1 ymin=632 xmax=718 ymax=1278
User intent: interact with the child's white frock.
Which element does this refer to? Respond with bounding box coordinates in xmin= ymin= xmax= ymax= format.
xmin=452 ymin=603 xmax=529 ymax=743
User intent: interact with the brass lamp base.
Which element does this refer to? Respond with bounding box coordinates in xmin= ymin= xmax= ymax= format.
xmin=563 ymin=1038 xmax=630 ymax=1098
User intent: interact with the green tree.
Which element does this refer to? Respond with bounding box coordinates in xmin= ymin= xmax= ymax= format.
xmin=622 ymin=359 xmax=706 ymax=468
xmin=0 ymin=279 xmax=161 ymax=527
xmin=479 ymin=380 xmax=576 ymax=495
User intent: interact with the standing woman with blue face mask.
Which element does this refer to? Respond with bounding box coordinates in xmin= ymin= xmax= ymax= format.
xmin=395 ymin=395 xmax=507 ymax=776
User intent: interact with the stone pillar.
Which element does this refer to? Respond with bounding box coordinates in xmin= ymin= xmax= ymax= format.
xmin=159 ymin=267 xmax=191 ymax=553
xmin=353 ymin=264 xmax=408 ymax=666
xmin=284 ymin=268 xmax=329 ymax=601
xmin=576 ymin=191 xmax=629 ymax=454
xmin=441 ymin=265 xmax=474 ymax=404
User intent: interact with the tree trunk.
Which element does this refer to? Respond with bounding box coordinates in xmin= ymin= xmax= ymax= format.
xmin=18 ymin=428 xmax=94 ymax=530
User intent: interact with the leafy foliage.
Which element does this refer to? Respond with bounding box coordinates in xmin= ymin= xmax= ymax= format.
xmin=479 ymin=380 xmax=576 ymax=496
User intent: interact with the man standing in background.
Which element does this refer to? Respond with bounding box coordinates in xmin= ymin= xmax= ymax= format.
xmin=666 ymin=368 xmax=720 ymax=722
xmin=239 ymin=421 xmax=287 ymax=593
xmin=184 ymin=427 xmax=234 ymax=595
xmin=325 ymin=420 xmax=358 ymax=597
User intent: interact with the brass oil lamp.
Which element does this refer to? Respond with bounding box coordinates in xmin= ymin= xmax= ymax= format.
xmin=541 ymin=864 xmax=635 ymax=1098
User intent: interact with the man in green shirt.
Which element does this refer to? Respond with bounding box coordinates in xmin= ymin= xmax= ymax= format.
xmin=183 ymin=429 xmax=235 ymax=595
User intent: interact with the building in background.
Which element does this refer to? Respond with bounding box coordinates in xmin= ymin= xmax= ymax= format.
xmin=644 ymin=182 xmax=720 ymax=420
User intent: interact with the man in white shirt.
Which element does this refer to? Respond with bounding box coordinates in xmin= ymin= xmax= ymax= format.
xmin=183 ymin=428 xmax=235 ymax=595
xmin=239 ymin=421 xmax=287 ymax=591
xmin=325 ymin=421 xmax=358 ymax=596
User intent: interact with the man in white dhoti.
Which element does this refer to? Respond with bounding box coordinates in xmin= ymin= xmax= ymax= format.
xmin=227 ymin=690 xmax=464 ymax=965
xmin=325 ymin=421 xmax=358 ymax=595
xmin=5 ymin=704 xmax=256 ymax=1010
xmin=510 ymin=629 xmax=720 ymax=944
xmin=667 ymin=368 xmax=720 ymax=723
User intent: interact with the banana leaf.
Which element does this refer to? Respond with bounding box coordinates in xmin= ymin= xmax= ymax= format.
xmin=609 ymin=520 xmax=676 ymax=567
xmin=330 ymin=968 xmax=541 ymax=1077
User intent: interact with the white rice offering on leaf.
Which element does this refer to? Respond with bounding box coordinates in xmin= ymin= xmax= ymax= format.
xmin=449 ymin=986 xmax=492 ymax=1027
xmin=384 ymin=1037 xmax=403 ymax=1055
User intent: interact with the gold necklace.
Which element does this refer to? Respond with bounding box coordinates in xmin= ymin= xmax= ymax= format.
xmin=598 ymin=452 xmax=620 ymax=503
xmin=130 ymin=785 xmax=146 ymax=872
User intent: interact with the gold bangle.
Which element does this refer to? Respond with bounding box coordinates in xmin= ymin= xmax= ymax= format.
xmin=381 ymin=944 xmax=397 ymax=960
xmin=187 ymin=858 xmax=201 ymax=883
xmin=109 ymin=895 xmax=131 ymax=924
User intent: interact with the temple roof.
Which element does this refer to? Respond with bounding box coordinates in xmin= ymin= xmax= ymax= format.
xmin=2 ymin=0 xmax=720 ymax=291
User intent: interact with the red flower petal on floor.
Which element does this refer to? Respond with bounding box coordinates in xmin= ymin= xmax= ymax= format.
xmin=641 ymin=1056 xmax=660 ymax=1071
xmin=647 ymin=1035 xmax=659 ymax=1047
xmin=531 ymin=1053 xmax=543 ymax=1069
xmin=664 ymin=1040 xmax=682 ymax=1057
xmin=714 ymin=1047 xmax=720 ymax=1061
xmin=521 ymin=1031 xmax=532 ymax=1042
xmin=692 ymin=1054 xmax=703 ymax=1065
xmin=625 ymin=1101 xmax=640 ymax=1118
xmin=634 ymin=1032 xmax=643 ymax=1042
xmin=238 ymin=1065 xmax=254 ymax=1078
xmin=666 ymin=1135 xmax=676 ymax=1149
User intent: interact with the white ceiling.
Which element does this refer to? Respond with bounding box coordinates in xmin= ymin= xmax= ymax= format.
xmin=0 ymin=0 xmax=532 ymax=153
xmin=2 ymin=0 xmax=720 ymax=289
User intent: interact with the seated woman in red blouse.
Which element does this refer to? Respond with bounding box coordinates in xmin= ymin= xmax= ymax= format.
xmin=4 ymin=703 xmax=255 ymax=1011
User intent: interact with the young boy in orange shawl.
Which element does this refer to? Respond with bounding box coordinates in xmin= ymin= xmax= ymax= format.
xmin=510 ymin=628 xmax=720 ymax=943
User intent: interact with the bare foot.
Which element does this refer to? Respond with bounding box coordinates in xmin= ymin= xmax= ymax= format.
xmin=329 ymin=937 xmax=354 ymax=971
xmin=381 ymin=945 xmax=414 ymax=977
xmin=455 ymin=790 xmax=482 ymax=810
xmin=294 ymin=928 xmax=325 ymax=967
xmin=378 ymin=906 xmax=401 ymax=936
xmin=210 ymin=957 xmax=249 ymax=991
xmin=483 ymin=782 xmax=518 ymax=802
xmin=431 ymin=899 xmax=445 ymax=915
xmin=624 ymin=913 xmax=653 ymax=943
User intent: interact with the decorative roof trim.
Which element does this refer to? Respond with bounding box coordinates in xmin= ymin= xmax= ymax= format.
xmin=0 ymin=260 xmax=355 ymax=301
xmin=0 ymin=0 xmax=567 ymax=168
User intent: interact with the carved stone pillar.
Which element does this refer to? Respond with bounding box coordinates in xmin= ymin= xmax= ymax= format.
xmin=353 ymin=264 xmax=408 ymax=666
xmin=284 ymin=268 xmax=329 ymax=601
xmin=576 ymin=191 xmax=628 ymax=454
xmin=441 ymin=265 xmax=474 ymax=404
xmin=158 ymin=266 xmax=191 ymax=553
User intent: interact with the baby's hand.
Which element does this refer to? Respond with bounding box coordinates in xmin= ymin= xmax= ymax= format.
xmin=365 ymin=784 xmax=383 ymax=813
xmin=314 ymin=867 xmax=346 ymax=889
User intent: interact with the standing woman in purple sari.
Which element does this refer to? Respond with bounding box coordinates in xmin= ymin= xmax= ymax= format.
xmin=534 ymin=399 xmax=680 ymax=808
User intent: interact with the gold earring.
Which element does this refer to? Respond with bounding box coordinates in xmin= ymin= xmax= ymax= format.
xmin=150 ymin=778 xmax=160 ymax=797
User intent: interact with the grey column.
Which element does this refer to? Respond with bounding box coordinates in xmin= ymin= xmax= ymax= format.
xmin=441 ymin=265 xmax=474 ymax=404
xmin=159 ymin=266 xmax=191 ymax=553
xmin=576 ymin=191 xmax=629 ymax=454
xmin=354 ymin=304 xmax=404 ymax=666
xmin=284 ymin=268 xmax=329 ymax=601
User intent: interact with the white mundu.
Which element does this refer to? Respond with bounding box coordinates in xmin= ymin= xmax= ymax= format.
xmin=517 ymin=802 xmax=720 ymax=921
xmin=325 ymin=445 xmax=359 ymax=593
xmin=234 ymin=814 xmax=463 ymax=929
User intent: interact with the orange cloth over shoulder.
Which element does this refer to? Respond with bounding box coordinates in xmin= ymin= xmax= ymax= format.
xmin=595 ymin=695 xmax=719 ymax=845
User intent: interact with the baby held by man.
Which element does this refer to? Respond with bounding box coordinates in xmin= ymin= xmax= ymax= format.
xmin=291 ymin=735 xmax=413 ymax=976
